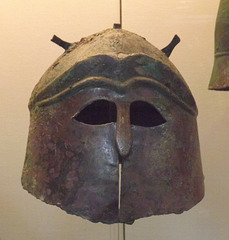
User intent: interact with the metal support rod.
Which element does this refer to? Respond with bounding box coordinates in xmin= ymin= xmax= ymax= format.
xmin=120 ymin=0 xmax=122 ymax=28
xmin=119 ymin=223 xmax=125 ymax=240
xmin=110 ymin=164 xmax=125 ymax=239
xmin=114 ymin=0 xmax=122 ymax=29
xmin=110 ymin=224 xmax=125 ymax=240
xmin=110 ymin=2 xmax=125 ymax=239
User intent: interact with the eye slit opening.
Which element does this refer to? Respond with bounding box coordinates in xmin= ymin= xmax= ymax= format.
xmin=130 ymin=101 xmax=166 ymax=127
xmin=73 ymin=100 xmax=117 ymax=125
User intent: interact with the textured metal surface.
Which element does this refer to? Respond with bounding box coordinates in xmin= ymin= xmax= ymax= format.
xmin=209 ymin=0 xmax=229 ymax=90
xmin=119 ymin=87 xmax=203 ymax=222
xmin=22 ymin=28 xmax=204 ymax=224
xmin=23 ymin=90 xmax=119 ymax=223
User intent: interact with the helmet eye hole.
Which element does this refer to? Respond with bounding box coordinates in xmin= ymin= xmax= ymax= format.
xmin=73 ymin=100 xmax=117 ymax=125
xmin=130 ymin=101 xmax=166 ymax=127
xmin=74 ymin=100 xmax=166 ymax=127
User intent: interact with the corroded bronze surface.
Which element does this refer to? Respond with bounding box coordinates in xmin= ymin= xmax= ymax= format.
xmin=209 ymin=0 xmax=229 ymax=90
xmin=22 ymin=28 xmax=204 ymax=224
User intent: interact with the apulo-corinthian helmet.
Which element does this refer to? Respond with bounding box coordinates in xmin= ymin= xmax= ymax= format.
xmin=22 ymin=27 xmax=204 ymax=224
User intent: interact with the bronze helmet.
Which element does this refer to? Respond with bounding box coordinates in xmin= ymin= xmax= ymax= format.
xmin=209 ymin=0 xmax=229 ymax=90
xmin=22 ymin=28 xmax=204 ymax=224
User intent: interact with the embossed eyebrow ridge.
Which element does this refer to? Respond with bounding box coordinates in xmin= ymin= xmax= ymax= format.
xmin=37 ymin=76 xmax=197 ymax=116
